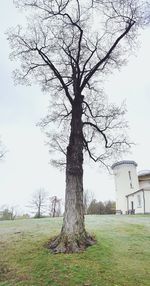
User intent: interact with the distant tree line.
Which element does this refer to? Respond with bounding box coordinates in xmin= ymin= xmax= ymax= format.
xmin=87 ymin=200 xmax=116 ymax=215
xmin=83 ymin=190 xmax=116 ymax=215
xmin=0 ymin=189 xmax=116 ymax=220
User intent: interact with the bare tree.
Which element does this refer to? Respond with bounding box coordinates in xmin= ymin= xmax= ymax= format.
xmin=29 ymin=189 xmax=48 ymax=218
xmin=8 ymin=0 xmax=149 ymax=252
xmin=0 ymin=138 xmax=6 ymax=160
xmin=49 ymin=196 xmax=62 ymax=217
xmin=83 ymin=190 xmax=93 ymax=215
xmin=0 ymin=151 xmax=3 ymax=160
xmin=9 ymin=206 xmax=17 ymax=220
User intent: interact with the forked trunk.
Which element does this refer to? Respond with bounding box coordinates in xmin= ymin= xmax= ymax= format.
xmin=48 ymin=97 xmax=95 ymax=253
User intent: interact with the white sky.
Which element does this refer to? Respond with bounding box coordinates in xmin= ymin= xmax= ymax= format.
xmin=0 ymin=1 xmax=150 ymax=214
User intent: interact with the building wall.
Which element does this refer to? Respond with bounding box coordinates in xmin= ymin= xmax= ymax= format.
xmin=113 ymin=162 xmax=139 ymax=214
xmin=139 ymin=175 xmax=150 ymax=189
xmin=128 ymin=190 xmax=144 ymax=214
xmin=112 ymin=162 xmax=150 ymax=215
xmin=144 ymin=191 xmax=150 ymax=213
xmin=127 ymin=190 xmax=150 ymax=214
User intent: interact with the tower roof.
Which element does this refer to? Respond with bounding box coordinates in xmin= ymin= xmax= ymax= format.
xmin=111 ymin=160 xmax=137 ymax=170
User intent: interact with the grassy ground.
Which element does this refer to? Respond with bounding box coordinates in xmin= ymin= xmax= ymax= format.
xmin=0 ymin=215 xmax=150 ymax=286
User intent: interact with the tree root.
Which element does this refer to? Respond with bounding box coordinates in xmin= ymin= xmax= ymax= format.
xmin=46 ymin=232 xmax=96 ymax=254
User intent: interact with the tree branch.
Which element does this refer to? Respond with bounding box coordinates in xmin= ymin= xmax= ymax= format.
xmin=83 ymin=121 xmax=108 ymax=148
xmin=81 ymin=20 xmax=135 ymax=90
xmin=37 ymin=48 xmax=73 ymax=105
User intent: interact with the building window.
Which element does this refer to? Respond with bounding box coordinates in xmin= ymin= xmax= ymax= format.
xmin=128 ymin=171 xmax=133 ymax=188
xmin=137 ymin=194 xmax=142 ymax=208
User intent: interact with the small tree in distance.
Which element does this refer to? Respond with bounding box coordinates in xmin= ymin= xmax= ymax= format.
xmin=83 ymin=190 xmax=94 ymax=215
xmin=29 ymin=188 xmax=48 ymax=218
xmin=0 ymin=138 xmax=6 ymax=160
xmin=49 ymin=196 xmax=62 ymax=217
xmin=8 ymin=0 xmax=149 ymax=253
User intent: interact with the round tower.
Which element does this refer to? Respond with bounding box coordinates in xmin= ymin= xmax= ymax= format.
xmin=112 ymin=160 xmax=139 ymax=214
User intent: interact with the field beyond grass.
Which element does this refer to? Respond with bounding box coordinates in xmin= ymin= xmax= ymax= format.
xmin=0 ymin=215 xmax=150 ymax=286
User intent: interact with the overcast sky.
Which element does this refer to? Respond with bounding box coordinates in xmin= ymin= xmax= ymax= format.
xmin=0 ymin=1 xmax=150 ymax=214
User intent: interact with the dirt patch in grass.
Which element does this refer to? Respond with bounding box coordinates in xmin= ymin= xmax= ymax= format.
xmin=0 ymin=261 xmax=15 ymax=282
xmin=0 ymin=260 xmax=32 ymax=285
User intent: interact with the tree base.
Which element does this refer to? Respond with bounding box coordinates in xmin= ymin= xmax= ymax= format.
xmin=46 ymin=232 xmax=96 ymax=254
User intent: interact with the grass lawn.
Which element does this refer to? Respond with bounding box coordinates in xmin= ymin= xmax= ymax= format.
xmin=0 ymin=215 xmax=150 ymax=286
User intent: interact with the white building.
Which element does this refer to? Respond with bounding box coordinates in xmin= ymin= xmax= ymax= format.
xmin=112 ymin=160 xmax=150 ymax=214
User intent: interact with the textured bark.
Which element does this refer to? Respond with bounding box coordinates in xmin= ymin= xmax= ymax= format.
xmin=48 ymin=96 xmax=96 ymax=253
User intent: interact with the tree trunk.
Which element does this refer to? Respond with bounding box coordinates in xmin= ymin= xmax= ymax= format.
xmin=48 ymin=96 xmax=96 ymax=253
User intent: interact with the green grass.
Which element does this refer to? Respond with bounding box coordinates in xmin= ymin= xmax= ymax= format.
xmin=0 ymin=215 xmax=150 ymax=286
